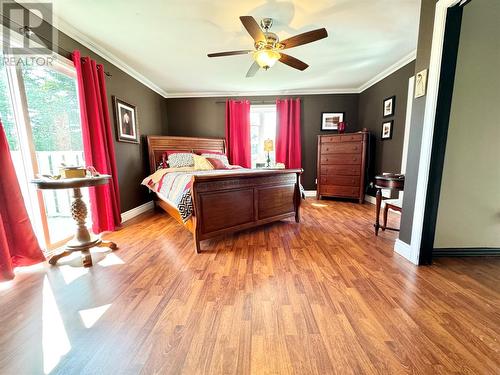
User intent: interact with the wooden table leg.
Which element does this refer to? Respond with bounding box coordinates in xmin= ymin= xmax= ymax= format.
xmin=374 ymin=188 xmax=382 ymax=236
xmin=383 ymin=204 xmax=389 ymax=231
xmin=48 ymin=250 xmax=72 ymax=265
xmin=82 ymin=249 xmax=92 ymax=267
xmin=58 ymin=187 xmax=118 ymax=267
xmin=97 ymin=241 xmax=118 ymax=250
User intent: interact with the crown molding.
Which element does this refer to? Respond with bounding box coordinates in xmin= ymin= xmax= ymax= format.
xmin=22 ymin=0 xmax=169 ymax=97
xmin=53 ymin=17 xmax=169 ymax=97
xmin=23 ymin=0 xmax=415 ymax=100
xmin=357 ymin=50 xmax=417 ymax=93
xmin=164 ymin=87 xmax=360 ymax=99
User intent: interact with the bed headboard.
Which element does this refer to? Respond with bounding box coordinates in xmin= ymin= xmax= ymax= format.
xmin=146 ymin=135 xmax=226 ymax=173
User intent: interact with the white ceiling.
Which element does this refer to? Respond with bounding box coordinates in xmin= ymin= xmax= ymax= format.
xmin=49 ymin=0 xmax=420 ymax=97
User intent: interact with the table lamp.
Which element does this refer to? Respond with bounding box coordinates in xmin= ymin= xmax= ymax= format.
xmin=263 ymin=139 xmax=274 ymax=167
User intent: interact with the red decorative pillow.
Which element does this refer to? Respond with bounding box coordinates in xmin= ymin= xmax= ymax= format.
xmin=194 ymin=149 xmax=225 ymax=155
xmin=206 ymin=157 xmax=228 ymax=169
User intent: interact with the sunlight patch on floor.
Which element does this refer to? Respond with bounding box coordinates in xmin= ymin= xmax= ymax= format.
xmin=59 ymin=265 xmax=89 ymax=285
xmin=0 ymin=280 xmax=14 ymax=291
xmin=43 ymin=275 xmax=70 ymax=374
xmin=79 ymin=304 xmax=111 ymax=328
xmin=14 ymin=262 xmax=46 ymax=274
xmin=97 ymin=252 xmax=125 ymax=267
xmin=312 ymin=203 xmax=328 ymax=208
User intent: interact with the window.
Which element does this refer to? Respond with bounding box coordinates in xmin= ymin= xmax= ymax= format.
xmin=0 ymin=51 xmax=86 ymax=250
xmin=250 ymin=105 xmax=276 ymax=168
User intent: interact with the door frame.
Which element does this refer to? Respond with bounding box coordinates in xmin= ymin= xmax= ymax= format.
xmin=407 ymin=0 xmax=465 ymax=265
xmin=419 ymin=5 xmax=463 ymax=264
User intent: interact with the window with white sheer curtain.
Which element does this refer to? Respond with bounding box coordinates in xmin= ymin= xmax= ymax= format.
xmin=250 ymin=104 xmax=276 ymax=168
xmin=0 ymin=53 xmax=87 ymax=250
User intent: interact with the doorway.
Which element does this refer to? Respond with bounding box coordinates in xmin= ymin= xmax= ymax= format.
xmin=421 ymin=0 xmax=500 ymax=261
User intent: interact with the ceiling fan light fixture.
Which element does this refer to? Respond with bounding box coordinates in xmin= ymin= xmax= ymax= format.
xmin=208 ymin=16 xmax=327 ymax=76
xmin=253 ymin=49 xmax=281 ymax=70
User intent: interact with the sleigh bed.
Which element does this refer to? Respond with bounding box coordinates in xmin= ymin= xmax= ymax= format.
xmin=145 ymin=136 xmax=302 ymax=252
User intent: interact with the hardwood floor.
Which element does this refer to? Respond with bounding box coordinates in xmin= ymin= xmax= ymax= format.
xmin=1 ymin=200 xmax=499 ymax=374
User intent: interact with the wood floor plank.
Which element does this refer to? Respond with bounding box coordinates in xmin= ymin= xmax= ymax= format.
xmin=0 ymin=199 xmax=499 ymax=374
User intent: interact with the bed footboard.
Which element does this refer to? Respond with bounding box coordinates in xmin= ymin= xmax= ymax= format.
xmin=190 ymin=169 xmax=302 ymax=252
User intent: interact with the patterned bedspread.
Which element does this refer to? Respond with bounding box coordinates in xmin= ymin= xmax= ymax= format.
xmin=142 ymin=168 xmax=304 ymax=222
xmin=143 ymin=169 xmax=244 ymax=222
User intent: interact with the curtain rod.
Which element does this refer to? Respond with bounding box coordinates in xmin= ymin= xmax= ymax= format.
xmin=1 ymin=14 xmax=112 ymax=77
xmin=215 ymin=100 xmax=277 ymax=104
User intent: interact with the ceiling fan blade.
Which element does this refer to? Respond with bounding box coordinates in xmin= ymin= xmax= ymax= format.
xmin=207 ymin=50 xmax=253 ymax=58
xmin=279 ymin=53 xmax=309 ymax=71
xmin=246 ymin=61 xmax=260 ymax=78
xmin=239 ymin=16 xmax=266 ymax=43
xmin=281 ymin=28 xmax=328 ymax=49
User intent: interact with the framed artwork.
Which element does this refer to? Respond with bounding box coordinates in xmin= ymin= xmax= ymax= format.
xmin=381 ymin=120 xmax=393 ymax=140
xmin=383 ymin=95 xmax=395 ymax=118
xmin=415 ymin=69 xmax=428 ymax=98
xmin=113 ymin=96 xmax=139 ymax=143
xmin=321 ymin=112 xmax=344 ymax=131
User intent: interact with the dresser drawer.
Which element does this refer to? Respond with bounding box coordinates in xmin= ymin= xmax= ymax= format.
xmin=340 ymin=134 xmax=363 ymax=142
xmin=320 ymin=175 xmax=360 ymax=187
xmin=320 ymin=136 xmax=341 ymax=143
xmin=320 ymin=153 xmax=362 ymax=165
xmin=319 ymin=185 xmax=359 ymax=197
xmin=321 ymin=165 xmax=361 ymax=176
xmin=321 ymin=142 xmax=362 ymax=154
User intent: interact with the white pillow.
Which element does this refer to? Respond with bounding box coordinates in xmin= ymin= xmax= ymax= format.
xmin=167 ymin=153 xmax=194 ymax=168
xmin=201 ymin=153 xmax=230 ymax=168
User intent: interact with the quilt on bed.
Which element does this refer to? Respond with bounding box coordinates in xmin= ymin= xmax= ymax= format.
xmin=143 ymin=168 xmax=243 ymax=222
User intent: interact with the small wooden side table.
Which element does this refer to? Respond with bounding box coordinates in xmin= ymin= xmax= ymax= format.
xmin=373 ymin=174 xmax=405 ymax=236
xmin=32 ymin=175 xmax=117 ymax=267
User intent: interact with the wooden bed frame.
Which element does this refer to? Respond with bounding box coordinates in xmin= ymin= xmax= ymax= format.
xmin=146 ymin=136 xmax=302 ymax=252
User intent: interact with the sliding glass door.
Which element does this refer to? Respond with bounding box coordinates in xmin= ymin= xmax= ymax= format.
xmin=0 ymin=53 xmax=87 ymax=250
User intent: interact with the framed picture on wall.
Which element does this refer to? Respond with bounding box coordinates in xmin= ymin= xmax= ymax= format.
xmin=113 ymin=96 xmax=139 ymax=144
xmin=383 ymin=95 xmax=395 ymax=117
xmin=381 ymin=120 xmax=393 ymax=140
xmin=321 ymin=112 xmax=344 ymax=131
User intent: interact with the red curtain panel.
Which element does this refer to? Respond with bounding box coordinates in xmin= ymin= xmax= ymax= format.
xmin=72 ymin=50 xmax=121 ymax=233
xmin=276 ymin=98 xmax=302 ymax=168
xmin=225 ymin=100 xmax=251 ymax=168
xmin=0 ymin=121 xmax=45 ymax=281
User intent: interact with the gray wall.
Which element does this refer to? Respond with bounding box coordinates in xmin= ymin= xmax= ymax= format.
xmin=399 ymin=0 xmax=437 ymax=244
xmin=166 ymin=94 xmax=360 ymax=190
xmin=6 ymin=11 xmax=168 ymax=213
xmin=434 ymin=0 xmax=500 ymax=248
xmin=56 ymin=34 xmax=168 ymax=212
xmin=358 ymin=61 xmax=415 ymax=189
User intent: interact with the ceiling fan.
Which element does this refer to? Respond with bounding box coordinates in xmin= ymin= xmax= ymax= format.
xmin=207 ymin=16 xmax=328 ymax=77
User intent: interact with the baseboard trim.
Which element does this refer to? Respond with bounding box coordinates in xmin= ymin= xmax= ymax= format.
xmin=365 ymin=195 xmax=376 ymax=205
xmin=121 ymin=201 xmax=154 ymax=223
xmin=433 ymin=248 xmax=500 ymax=257
xmin=394 ymin=239 xmax=418 ymax=265
xmin=303 ymin=190 xmax=317 ymax=198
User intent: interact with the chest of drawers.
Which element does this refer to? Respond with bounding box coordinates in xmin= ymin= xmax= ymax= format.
xmin=316 ymin=131 xmax=368 ymax=203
